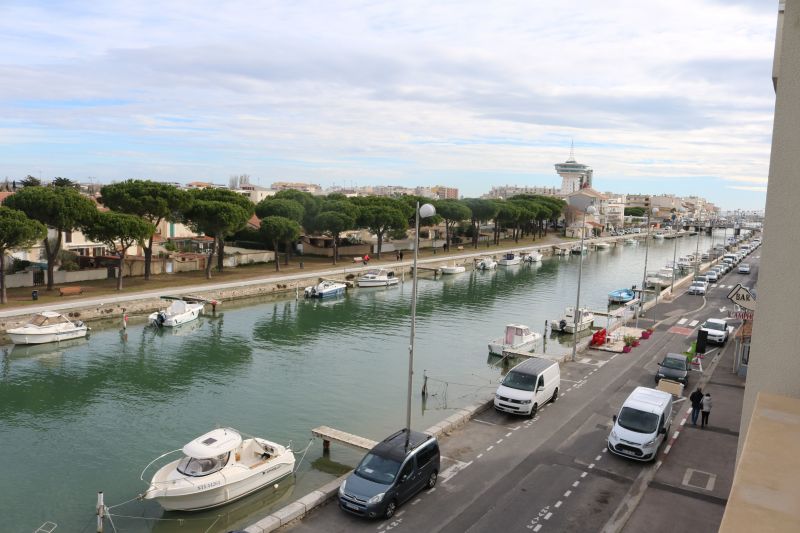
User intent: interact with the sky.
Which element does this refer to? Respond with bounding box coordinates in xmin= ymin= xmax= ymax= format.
xmin=0 ymin=0 xmax=778 ymax=209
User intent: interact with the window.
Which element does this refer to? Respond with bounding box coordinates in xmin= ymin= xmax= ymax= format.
xmin=355 ymin=453 xmax=401 ymax=484
xmin=65 ymin=231 xmax=72 ymax=244
xmin=537 ymin=375 xmax=545 ymax=389
xmin=176 ymin=452 xmax=230 ymax=477
xmin=399 ymin=459 xmax=414 ymax=482
xmin=416 ymin=443 xmax=438 ymax=468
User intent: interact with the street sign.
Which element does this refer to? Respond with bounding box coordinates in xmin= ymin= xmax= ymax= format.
xmin=727 ymin=284 xmax=757 ymax=311
xmin=728 ymin=310 xmax=755 ymax=321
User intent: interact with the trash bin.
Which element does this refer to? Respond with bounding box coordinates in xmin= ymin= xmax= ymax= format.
xmin=32 ymin=290 xmax=38 ymax=301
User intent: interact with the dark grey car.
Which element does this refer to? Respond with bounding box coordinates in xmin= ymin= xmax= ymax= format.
xmin=655 ymin=353 xmax=689 ymax=386
xmin=339 ymin=429 xmax=440 ymax=519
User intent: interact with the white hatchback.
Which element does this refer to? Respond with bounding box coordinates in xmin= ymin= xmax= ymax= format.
xmin=738 ymin=263 xmax=751 ymax=274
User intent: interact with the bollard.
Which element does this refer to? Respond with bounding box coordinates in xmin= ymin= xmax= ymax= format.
xmin=96 ymin=491 xmax=104 ymax=533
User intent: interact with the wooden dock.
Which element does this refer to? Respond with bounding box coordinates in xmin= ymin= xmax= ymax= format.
xmin=312 ymin=425 xmax=377 ymax=453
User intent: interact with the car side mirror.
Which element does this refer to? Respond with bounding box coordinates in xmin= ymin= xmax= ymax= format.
xmin=658 ymin=426 xmax=667 ymax=435
xmin=612 ymin=414 xmax=617 ymax=423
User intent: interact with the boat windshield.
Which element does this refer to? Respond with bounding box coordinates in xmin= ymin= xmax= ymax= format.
xmin=28 ymin=314 xmax=66 ymax=327
xmin=501 ymin=370 xmax=537 ymax=392
xmin=617 ymin=407 xmax=659 ymax=434
xmin=354 ymin=452 xmax=401 ymax=485
xmin=177 ymin=453 xmax=230 ymax=477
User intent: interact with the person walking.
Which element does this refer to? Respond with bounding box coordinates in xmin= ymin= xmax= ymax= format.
xmin=690 ymin=386 xmax=703 ymax=426
xmin=701 ymin=393 xmax=712 ymax=428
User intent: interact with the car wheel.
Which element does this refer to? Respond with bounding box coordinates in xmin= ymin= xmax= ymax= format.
xmin=384 ymin=500 xmax=397 ymax=519
xmin=529 ymin=403 xmax=538 ymax=418
xmin=427 ymin=470 xmax=438 ymax=489
xmin=551 ymin=387 xmax=559 ymax=403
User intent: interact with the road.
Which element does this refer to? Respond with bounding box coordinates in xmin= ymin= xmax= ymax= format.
xmin=284 ymin=251 xmax=758 ymax=533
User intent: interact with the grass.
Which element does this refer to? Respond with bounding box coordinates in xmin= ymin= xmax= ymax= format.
xmin=2 ymin=233 xmax=568 ymax=310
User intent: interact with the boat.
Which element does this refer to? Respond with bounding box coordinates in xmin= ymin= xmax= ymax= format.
xmin=624 ymin=238 xmax=638 ymax=245
xmin=141 ymin=427 xmax=295 ymax=511
xmin=488 ymin=324 xmax=541 ymax=355
xmin=498 ymin=252 xmax=521 ymax=266
xmin=608 ymin=288 xmax=636 ymax=304
xmin=357 ymin=268 xmax=399 ymax=287
xmin=594 ymin=242 xmax=611 ymax=249
xmin=552 ymin=307 xmax=595 ymax=334
xmin=440 ymin=264 xmax=466 ymax=275
xmin=304 ymin=280 xmax=347 ymax=298
xmin=523 ymin=251 xmax=544 ymax=262
xmin=653 ymin=232 xmax=665 ymax=240
xmin=570 ymin=245 xmax=588 ymax=254
xmin=149 ymin=296 xmax=216 ymax=328
xmin=7 ymin=311 xmax=89 ymax=345
xmin=476 ymin=257 xmax=498 ymax=270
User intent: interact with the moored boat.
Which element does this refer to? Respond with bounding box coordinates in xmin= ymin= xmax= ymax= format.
xmin=498 ymin=252 xmax=521 ymax=266
xmin=7 ymin=311 xmax=89 ymax=345
xmin=608 ymin=288 xmax=636 ymax=304
xmin=357 ymin=268 xmax=399 ymax=287
xmin=523 ymin=251 xmax=544 ymax=262
xmin=476 ymin=257 xmax=498 ymax=270
xmin=488 ymin=324 xmax=541 ymax=355
xmin=552 ymin=307 xmax=595 ymax=334
xmin=594 ymin=242 xmax=611 ymax=249
xmin=149 ymin=296 xmax=216 ymax=328
xmin=304 ymin=280 xmax=347 ymax=298
xmin=142 ymin=427 xmax=295 ymax=511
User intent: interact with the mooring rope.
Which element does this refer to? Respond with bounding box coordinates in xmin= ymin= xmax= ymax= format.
xmin=292 ymin=438 xmax=315 ymax=475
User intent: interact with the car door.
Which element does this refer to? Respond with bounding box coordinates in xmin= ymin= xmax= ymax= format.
xmin=535 ymin=374 xmax=546 ymax=405
xmin=395 ymin=457 xmax=418 ymax=503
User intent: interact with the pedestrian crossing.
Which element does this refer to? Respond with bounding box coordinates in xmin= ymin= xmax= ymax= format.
xmin=677 ymin=318 xmax=699 ymax=327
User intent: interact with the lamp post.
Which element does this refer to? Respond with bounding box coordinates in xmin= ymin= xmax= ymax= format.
xmin=670 ymin=208 xmax=686 ymax=293
xmin=636 ymin=208 xmax=658 ymax=328
xmin=572 ymin=204 xmax=596 ymax=362
xmin=406 ymin=202 xmax=435 ymax=448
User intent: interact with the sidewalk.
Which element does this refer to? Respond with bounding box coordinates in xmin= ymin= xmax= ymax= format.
xmin=622 ymin=340 xmax=744 ymax=532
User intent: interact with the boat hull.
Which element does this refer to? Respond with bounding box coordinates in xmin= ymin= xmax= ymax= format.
xmin=488 ymin=338 xmax=538 ymax=355
xmin=498 ymin=259 xmax=520 ymax=266
xmin=148 ymin=306 xmax=203 ymax=327
xmin=440 ymin=267 xmax=465 ymax=275
xmin=563 ymin=320 xmax=594 ymax=334
xmin=8 ymin=327 xmax=88 ymax=345
xmin=357 ymin=278 xmax=399 ymax=287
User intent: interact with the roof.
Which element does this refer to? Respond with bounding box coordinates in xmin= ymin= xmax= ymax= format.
xmin=625 ymin=387 xmax=671 ymax=412
xmin=509 ymin=357 xmax=557 ymax=376
xmin=705 ymin=318 xmax=727 ymax=325
xmin=247 ymin=213 xmax=260 ymax=229
xmin=370 ymin=429 xmax=432 ymax=461
xmin=183 ymin=428 xmax=242 ymax=458
xmin=0 ymin=191 xmax=14 ymax=204
xmin=566 ymin=187 xmax=609 ymax=200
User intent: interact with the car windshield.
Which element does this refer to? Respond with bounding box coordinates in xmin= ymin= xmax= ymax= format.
xmin=501 ymin=370 xmax=537 ymax=391
xmin=354 ymin=453 xmax=401 ymax=485
xmin=617 ymin=407 xmax=659 ymax=434
xmin=703 ymin=321 xmax=726 ymax=331
xmin=661 ymin=357 xmax=686 ymax=370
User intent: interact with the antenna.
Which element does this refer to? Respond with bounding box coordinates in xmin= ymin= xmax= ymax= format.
xmin=569 ymin=140 xmax=575 ymax=161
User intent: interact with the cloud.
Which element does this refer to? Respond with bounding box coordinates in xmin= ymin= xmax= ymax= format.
xmin=727 ymin=185 xmax=768 ymax=192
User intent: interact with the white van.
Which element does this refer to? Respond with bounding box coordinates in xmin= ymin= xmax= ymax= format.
xmin=608 ymin=387 xmax=672 ymax=461
xmin=494 ymin=357 xmax=560 ymax=417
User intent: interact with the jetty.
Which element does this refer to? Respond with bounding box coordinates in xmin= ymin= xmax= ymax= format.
xmin=312 ymin=425 xmax=377 ymax=453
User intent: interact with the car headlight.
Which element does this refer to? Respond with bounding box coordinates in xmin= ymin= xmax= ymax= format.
xmin=495 ymin=394 xmax=501 ymax=399
xmin=644 ymin=439 xmax=655 ymax=447
xmin=338 ymin=480 xmax=346 ymax=496
xmin=521 ymin=399 xmax=532 ymax=404
xmin=610 ymin=430 xmax=618 ymax=439
xmin=657 ymin=373 xmax=664 ymax=378
xmin=367 ymin=492 xmax=384 ymax=504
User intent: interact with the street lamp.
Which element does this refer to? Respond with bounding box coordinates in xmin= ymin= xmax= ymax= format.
xmin=636 ymin=207 xmax=659 ymax=328
xmin=572 ymin=203 xmax=596 ymax=362
xmin=406 ymin=202 xmax=435 ymax=448
xmin=670 ymin=208 xmax=686 ymax=293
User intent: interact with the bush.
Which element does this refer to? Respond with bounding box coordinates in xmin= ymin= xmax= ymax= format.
xmin=12 ymin=259 xmax=31 ymax=273
xmin=623 ymin=335 xmax=638 ymax=347
xmin=58 ymin=250 xmax=79 ymax=271
xmin=163 ymin=241 xmax=177 ymax=252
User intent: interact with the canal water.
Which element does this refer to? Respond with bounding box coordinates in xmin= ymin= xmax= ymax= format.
xmin=0 ymin=233 xmax=725 ymax=532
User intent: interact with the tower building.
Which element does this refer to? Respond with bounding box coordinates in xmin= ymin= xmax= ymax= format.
xmin=555 ymin=143 xmax=593 ymax=195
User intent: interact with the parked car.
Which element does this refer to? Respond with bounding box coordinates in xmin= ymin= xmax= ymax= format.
xmin=738 ymin=263 xmax=751 ymax=274
xmin=707 ymin=270 xmax=720 ymax=282
xmin=699 ymin=318 xmax=733 ymax=345
xmin=655 ymin=353 xmax=690 ymax=386
xmin=608 ymin=387 xmax=672 ymax=462
xmin=494 ymin=357 xmax=560 ymax=417
xmin=339 ymin=429 xmax=440 ymax=519
xmin=688 ymin=281 xmax=708 ymax=295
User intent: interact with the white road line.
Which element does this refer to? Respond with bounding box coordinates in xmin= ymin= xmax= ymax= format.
xmin=397 ymin=510 xmax=406 ymax=517
xmin=544 ymin=512 xmax=553 ymax=520
xmin=581 ymin=471 xmax=588 ymax=477
xmin=595 ymin=455 xmax=602 ymax=461
xmin=689 ymin=320 xmax=699 ymax=327
xmin=476 ymin=453 xmax=483 ymax=459
xmin=680 ymin=419 xmax=686 ymax=426
xmin=533 ymin=525 xmax=542 ymax=532
xmin=511 ymin=426 xmax=521 ymax=431
xmin=560 ymin=378 xmax=582 ymax=383
xmin=505 ymin=432 xmax=513 ymax=437
xmin=564 ymin=490 xmax=572 ymax=497
xmin=664 ymin=444 xmax=672 ymax=454
xmin=677 ymin=318 xmax=688 ymax=325
xmin=588 ymin=464 xmax=595 ymax=469
xmin=472 ymin=418 xmax=499 ymax=427
xmin=602 ymin=448 xmax=608 ymax=453
xmin=673 ymin=431 xmax=680 ymax=440
xmin=496 ymin=439 xmax=504 ymax=444
xmin=411 ymin=498 xmax=421 ymax=506
xmin=572 ymin=480 xmax=580 ymax=487
xmin=555 ymin=501 xmax=562 ymax=508
xmin=429 ymin=488 xmax=436 ymax=493
xmin=487 ymin=445 xmax=494 ymax=451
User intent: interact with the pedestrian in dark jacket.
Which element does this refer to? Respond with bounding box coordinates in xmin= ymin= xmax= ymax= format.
xmin=701 ymin=393 xmax=712 ymax=428
xmin=690 ymin=387 xmax=703 ymax=426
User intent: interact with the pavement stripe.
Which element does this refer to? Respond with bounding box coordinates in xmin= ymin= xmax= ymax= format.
xmin=588 ymin=464 xmax=595 ymax=469
xmin=595 ymin=455 xmax=602 ymax=461
xmin=486 ymin=445 xmax=494 ymax=451
xmin=554 ymin=501 xmax=562 ymax=508
xmin=505 ymin=432 xmax=513 ymax=437
xmin=689 ymin=320 xmax=699 ymax=327
xmin=476 ymin=453 xmax=483 ymax=459
xmin=496 ymin=439 xmax=503 ymax=444
xmin=677 ymin=318 xmax=688 ymax=325
xmin=581 ymin=471 xmax=588 ymax=477
xmin=572 ymin=480 xmax=580 ymax=487
xmin=544 ymin=512 xmax=553 ymax=520
xmin=664 ymin=444 xmax=672 ymax=454
xmin=533 ymin=525 xmax=542 ymax=532
xmin=564 ymin=490 xmax=572 ymax=497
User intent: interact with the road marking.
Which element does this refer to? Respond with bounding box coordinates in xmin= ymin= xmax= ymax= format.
xmin=572 ymin=480 xmax=580 ymax=487
xmin=673 ymin=431 xmax=680 ymax=440
xmin=472 ymin=418 xmax=500 ymax=427
xmin=397 ymin=510 xmax=406 ymax=517
xmin=581 ymin=471 xmax=588 ymax=477
xmin=664 ymin=444 xmax=672 ymax=454
xmin=440 ymin=460 xmax=473 ymax=484
xmin=476 ymin=453 xmax=483 ymax=459
xmin=680 ymin=419 xmax=686 ymax=426
xmin=505 ymin=432 xmax=513 ymax=437
xmin=602 ymin=448 xmax=608 ymax=453
xmin=689 ymin=320 xmax=699 ymax=327
xmin=544 ymin=512 xmax=553 ymax=520
xmin=496 ymin=439 xmax=504 ymax=444
xmin=560 ymin=378 xmax=582 ymax=383
xmin=588 ymin=464 xmax=595 ymax=469
xmin=595 ymin=455 xmax=602 ymax=461
xmin=677 ymin=318 xmax=688 ymax=325
xmin=554 ymin=501 xmax=562 ymax=508
xmin=567 ymin=387 xmax=574 ymax=391
xmin=411 ymin=498 xmax=421 ymax=506
xmin=486 ymin=445 xmax=494 ymax=451
xmin=511 ymin=425 xmax=521 ymax=431
xmin=533 ymin=525 xmax=542 ymax=532
xmin=564 ymin=490 xmax=572 ymax=497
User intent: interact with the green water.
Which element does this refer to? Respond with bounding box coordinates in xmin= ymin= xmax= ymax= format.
xmin=0 ymin=234 xmax=723 ymax=532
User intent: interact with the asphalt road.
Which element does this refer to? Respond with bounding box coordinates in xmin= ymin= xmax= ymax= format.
xmin=285 ymin=249 xmax=759 ymax=533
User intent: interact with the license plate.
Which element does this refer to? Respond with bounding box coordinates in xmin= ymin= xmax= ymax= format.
xmin=620 ymin=449 xmax=637 ymax=456
xmin=345 ymin=502 xmax=360 ymax=510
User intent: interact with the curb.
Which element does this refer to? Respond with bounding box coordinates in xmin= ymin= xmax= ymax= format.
xmin=244 ymin=395 xmax=494 ymax=533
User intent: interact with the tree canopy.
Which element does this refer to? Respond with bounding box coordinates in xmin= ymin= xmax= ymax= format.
xmin=0 ymin=207 xmax=47 ymax=303
xmin=625 ymin=207 xmax=646 ymax=217
xmin=351 ymin=196 xmax=408 ymax=258
xmin=84 ymin=211 xmax=154 ymax=290
xmin=434 ymin=199 xmax=472 ymax=248
xmin=255 ymin=198 xmax=305 ymax=224
xmin=259 ymin=216 xmax=302 ymax=271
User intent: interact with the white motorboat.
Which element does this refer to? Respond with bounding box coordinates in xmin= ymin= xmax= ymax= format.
xmin=552 ymin=307 xmax=595 ymax=334
xmin=142 ymin=427 xmax=295 ymax=511
xmin=624 ymin=238 xmax=638 ymax=245
xmin=304 ymin=280 xmax=347 ymax=298
xmin=570 ymin=245 xmax=588 ymax=254
xmin=488 ymin=324 xmax=541 ymax=355
xmin=7 ymin=311 xmax=89 ymax=345
xmin=149 ymin=296 xmax=216 ymax=328
xmin=476 ymin=257 xmax=498 ymax=270
xmin=498 ymin=252 xmax=522 ymax=266
xmin=440 ymin=264 xmax=466 ymax=275
xmin=594 ymin=242 xmax=611 ymax=250
xmin=523 ymin=251 xmax=544 ymax=262
xmin=357 ymin=268 xmax=399 ymax=287
xmin=653 ymin=232 xmax=665 ymax=240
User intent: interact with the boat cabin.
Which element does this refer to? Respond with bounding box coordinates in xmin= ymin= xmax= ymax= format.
xmin=177 ymin=428 xmax=242 ymax=477
xmin=504 ymin=324 xmax=533 ymax=344
xmin=27 ymin=312 xmax=73 ymax=328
